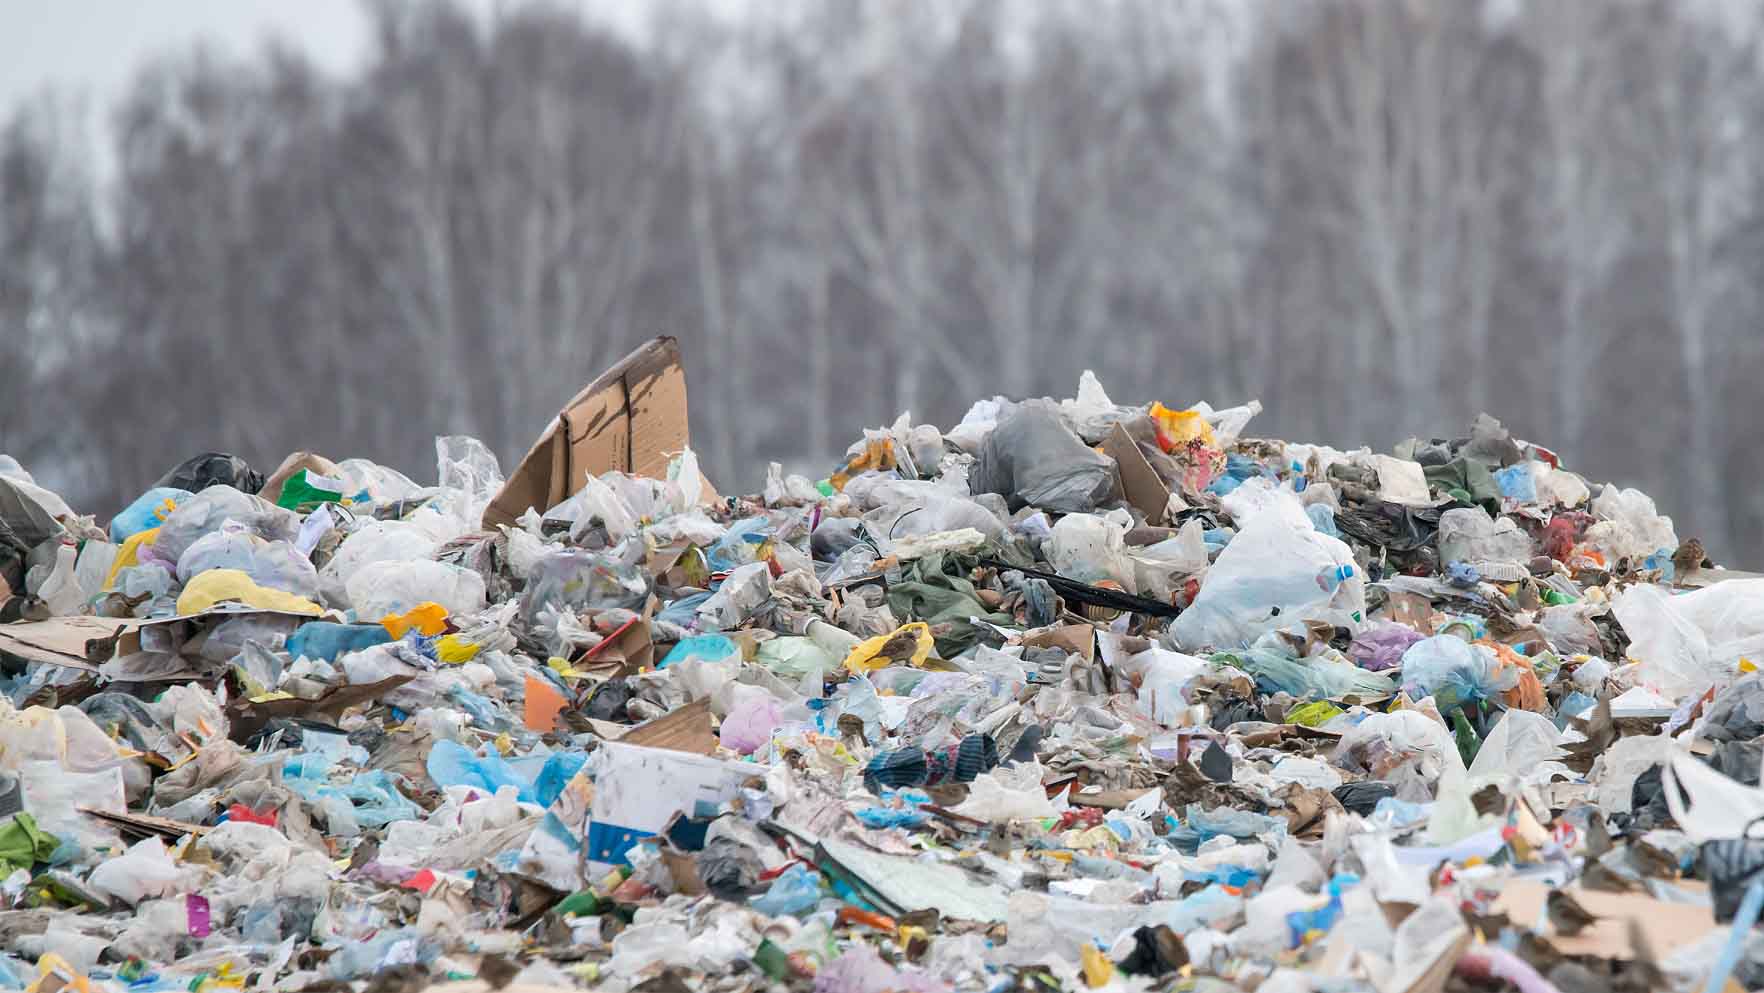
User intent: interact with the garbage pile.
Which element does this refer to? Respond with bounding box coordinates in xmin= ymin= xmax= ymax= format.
xmin=3 ymin=336 xmax=1764 ymax=992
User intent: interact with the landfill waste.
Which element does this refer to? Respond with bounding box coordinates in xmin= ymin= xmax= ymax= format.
xmin=0 ymin=335 xmax=1759 ymax=991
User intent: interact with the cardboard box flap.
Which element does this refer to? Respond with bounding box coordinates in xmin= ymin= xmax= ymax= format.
xmin=483 ymin=337 xmax=692 ymax=529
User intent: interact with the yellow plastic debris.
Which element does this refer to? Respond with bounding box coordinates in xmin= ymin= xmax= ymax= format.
xmin=103 ymin=526 xmax=160 ymax=591
xmin=842 ymin=622 xmax=934 ymax=673
xmin=175 ymin=569 xmax=323 ymax=616
xmin=382 ymin=601 xmax=449 ymax=639
xmin=435 ymin=634 xmax=481 ymax=664
xmin=1148 ymin=402 xmax=1217 ymax=453
xmin=1081 ymin=943 xmax=1114 ymax=988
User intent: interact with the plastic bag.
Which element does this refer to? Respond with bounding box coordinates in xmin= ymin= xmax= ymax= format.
xmin=749 ymin=862 xmax=823 ymax=917
xmin=1465 ymin=709 xmax=1562 ymax=780
xmin=1613 ymin=581 xmax=1764 ymax=698
xmin=26 ymin=543 xmax=85 ymax=616
xmin=1588 ymin=483 xmax=1678 ymax=563
xmin=177 ymin=569 xmax=323 ymax=616
xmin=150 ymin=486 xmax=299 ymax=568
xmin=426 ymin=739 xmax=535 ymax=804
xmin=1058 ymin=370 xmax=1133 ymax=442
xmin=970 ymin=401 xmax=1121 ymax=513
xmin=87 ymin=837 xmax=185 ymax=906
xmin=1119 ymin=647 xmax=1212 ymax=725
xmin=1047 ymin=511 xmax=1135 ymax=592
xmin=949 ymin=762 xmax=1059 ymax=822
xmin=1435 ymin=507 xmax=1532 ymax=568
xmin=1334 ymin=710 xmax=1466 ymax=801
xmin=318 ymin=521 xmax=439 ymax=608
xmin=1348 ymin=621 xmax=1425 ymax=672
xmin=109 ymin=487 xmax=192 ymax=544
xmin=864 ymin=493 xmax=1006 ymax=551
xmin=1172 ymin=501 xmax=1364 ymax=651
xmin=844 ymin=622 xmax=934 ymax=673
xmin=1233 ymin=648 xmax=1397 ymax=700
xmin=153 ymin=452 xmax=263 ymax=495
xmin=719 ymin=684 xmax=784 ymax=754
xmin=1399 ymin=636 xmax=1515 ymax=714
xmin=347 ymin=559 xmax=486 ymax=620
xmin=332 ymin=458 xmax=421 ymax=504
xmin=433 ymin=435 xmax=504 ymax=532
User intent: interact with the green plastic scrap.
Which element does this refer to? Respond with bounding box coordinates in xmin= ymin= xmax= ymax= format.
xmin=0 ymin=813 xmax=57 ymax=876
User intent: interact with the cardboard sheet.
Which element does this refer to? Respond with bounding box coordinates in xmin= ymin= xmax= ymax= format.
xmin=1105 ymin=422 xmax=1172 ymax=525
xmin=1494 ymin=880 xmax=1714 ymax=960
xmin=0 ymin=616 xmax=138 ymax=672
xmin=483 ymin=337 xmax=693 ymax=529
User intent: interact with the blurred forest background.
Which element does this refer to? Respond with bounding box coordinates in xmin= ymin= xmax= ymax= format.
xmin=4 ymin=0 xmax=1764 ymax=563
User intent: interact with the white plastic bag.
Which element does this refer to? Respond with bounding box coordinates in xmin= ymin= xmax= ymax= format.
xmin=1663 ymin=746 xmax=1764 ymax=843
xmin=1435 ymin=507 xmax=1532 ymax=568
xmin=950 ymin=762 xmax=1061 ymax=822
xmin=1130 ymin=519 xmax=1210 ymax=600
xmin=1047 ymin=510 xmax=1135 ymax=592
xmin=319 ymin=521 xmax=440 ymax=608
xmin=1119 ymin=647 xmax=1211 ymax=726
xmin=1466 ymin=709 xmax=1563 ymax=781
xmin=87 ymin=837 xmax=187 ymax=906
xmin=346 ymin=559 xmax=486 ymax=620
xmin=1172 ymin=501 xmax=1363 ymax=651
xmin=1613 ymin=581 xmax=1764 ymax=698
xmin=1589 ymin=484 xmax=1678 ymax=562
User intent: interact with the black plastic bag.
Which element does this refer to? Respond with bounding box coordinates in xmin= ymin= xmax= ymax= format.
xmin=1332 ymin=781 xmax=1397 ymax=816
xmin=1702 ymin=818 xmax=1764 ymax=925
xmin=154 ymin=452 xmax=265 ymax=495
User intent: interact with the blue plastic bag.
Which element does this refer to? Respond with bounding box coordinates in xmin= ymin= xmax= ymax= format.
xmin=109 ymin=486 xmax=194 ymax=543
xmin=533 ymin=752 xmax=588 ymax=808
xmin=749 ymin=863 xmax=824 ymax=917
xmin=1399 ymin=635 xmax=1515 ymax=714
xmin=1493 ymin=463 xmax=1538 ymax=503
xmin=427 ymin=739 xmax=535 ymax=804
xmin=658 ymin=634 xmax=739 ymax=669
xmin=287 ymin=621 xmax=392 ymax=663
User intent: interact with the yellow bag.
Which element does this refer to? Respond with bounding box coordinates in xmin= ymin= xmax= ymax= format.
xmin=1148 ymin=402 xmax=1217 ymax=453
xmin=103 ymin=526 xmax=160 ymax=591
xmin=842 ymin=622 xmax=934 ymax=673
xmin=175 ymin=569 xmax=322 ymax=616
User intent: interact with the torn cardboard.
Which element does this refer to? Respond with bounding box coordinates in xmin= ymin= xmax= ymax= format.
xmin=1021 ymin=624 xmax=1096 ymax=666
xmin=484 ymin=337 xmax=701 ymax=529
xmin=1493 ymin=881 xmax=1715 ymax=961
xmin=1105 ymin=422 xmax=1171 ymax=526
xmin=0 ymin=616 xmax=139 ymax=672
xmin=586 ymin=699 xmax=718 ymax=756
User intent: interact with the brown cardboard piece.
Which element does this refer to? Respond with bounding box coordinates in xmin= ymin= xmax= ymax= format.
xmin=1383 ymin=592 xmax=1436 ymax=635
xmin=483 ymin=336 xmax=705 ymax=529
xmin=585 ymin=699 xmax=720 ymax=756
xmin=0 ymin=615 xmax=139 ymax=672
xmin=621 ymin=699 xmax=719 ymax=755
xmin=1105 ymin=422 xmax=1171 ymax=526
xmin=575 ymin=601 xmax=657 ymax=675
xmin=1493 ymin=881 xmax=1715 ymax=961
xmin=1020 ymin=623 xmax=1096 ymax=665
xmin=226 ymin=676 xmax=414 ymax=743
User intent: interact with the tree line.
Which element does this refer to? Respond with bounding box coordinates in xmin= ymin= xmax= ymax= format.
xmin=4 ymin=0 xmax=1763 ymax=564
